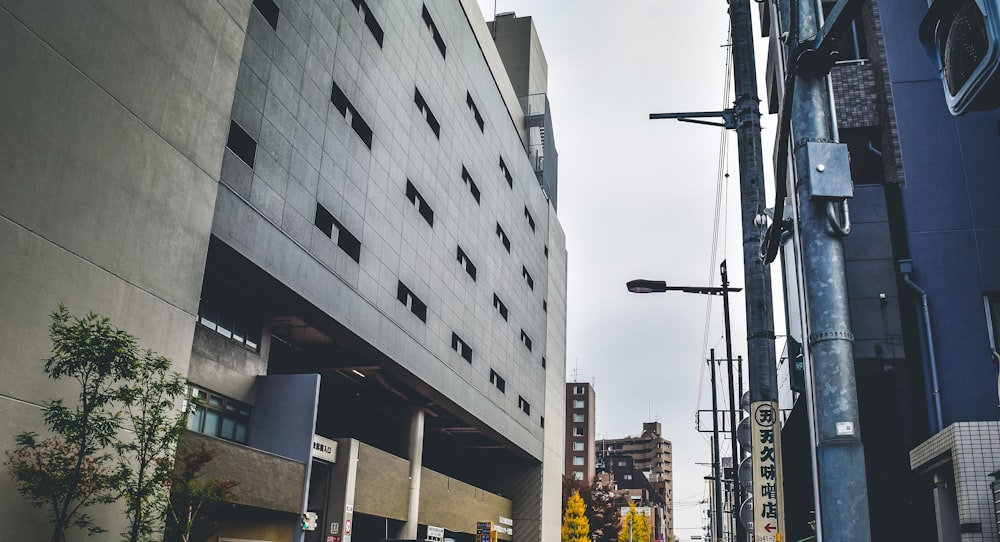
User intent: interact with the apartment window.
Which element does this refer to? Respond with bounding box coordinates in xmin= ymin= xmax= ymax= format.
xmin=618 ymin=461 xmax=627 ymax=467
xmin=252 ymin=0 xmax=279 ymax=31
xmin=573 ymin=456 xmax=584 ymax=466
xmin=197 ymin=297 xmax=261 ymax=352
xmin=499 ymin=157 xmax=513 ymax=188
xmin=524 ymin=206 xmax=536 ymax=232
xmin=623 ymin=474 xmax=633 ymax=481
xmin=466 ymin=92 xmax=485 ymax=132
xmin=544 ymin=245 xmax=549 ymax=257
xmin=573 ymin=471 xmax=584 ymax=481
xmin=542 ymin=300 xmax=548 ymax=312
xmin=461 ymin=166 xmax=481 ymax=203
xmin=490 ymin=369 xmax=506 ymax=393
xmin=518 ymin=396 xmax=531 ymax=415
xmin=187 ymin=385 xmax=251 ymax=444
xmin=520 ymin=330 xmax=532 ymax=351
xmin=451 ymin=332 xmax=473 ymax=363
xmin=421 ymin=4 xmax=447 ymax=58
xmin=314 ymin=204 xmax=361 ymax=262
xmin=573 ymin=427 xmax=584 ymax=437
xmin=573 ymin=413 xmax=585 ymax=423
xmin=522 ymin=266 xmax=534 ymax=290
xmin=456 ymin=246 xmax=477 ymax=280
xmin=405 ymin=180 xmax=434 ymax=226
xmin=330 ymin=81 xmax=373 ymax=149
xmin=541 ymin=356 xmax=546 ymax=368
xmin=351 ymin=0 xmax=384 ymax=47
xmin=574 ymin=385 xmax=585 ymax=395
xmin=574 ymin=400 xmax=585 ymax=409
xmin=496 ymin=223 xmax=510 ymax=252
xmin=493 ymin=294 xmax=508 ymax=320
xmin=573 ymin=442 xmax=585 ymax=451
xmin=396 ymin=281 xmax=427 ymax=322
xmin=226 ymin=120 xmax=257 ymax=168
xmin=540 ymin=416 xmax=544 ymax=427
xmin=414 ymin=88 xmax=440 ymax=138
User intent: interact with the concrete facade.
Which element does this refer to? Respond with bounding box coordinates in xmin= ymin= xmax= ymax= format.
xmin=597 ymin=422 xmax=673 ymax=540
xmin=0 ymin=2 xmax=566 ymax=542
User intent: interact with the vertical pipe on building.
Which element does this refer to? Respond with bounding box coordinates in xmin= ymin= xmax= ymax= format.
xmin=710 ymin=349 xmax=724 ymax=542
xmin=791 ymin=0 xmax=872 ymax=538
xmin=900 ymin=272 xmax=944 ymax=433
xmin=402 ymin=407 xmax=425 ymax=539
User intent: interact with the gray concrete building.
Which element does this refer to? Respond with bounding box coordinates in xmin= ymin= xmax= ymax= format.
xmin=0 ymin=2 xmax=567 ymax=542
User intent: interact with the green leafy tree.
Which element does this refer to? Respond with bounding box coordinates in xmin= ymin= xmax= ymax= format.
xmin=6 ymin=306 xmax=139 ymax=541
xmin=115 ymin=352 xmax=188 ymax=542
xmin=562 ymin=490 xmax=590 ymax=542
xmin=166 ymin=444 xmax=238 ymax=542
xmin=618 ymin=501 xmax=650 ymax=542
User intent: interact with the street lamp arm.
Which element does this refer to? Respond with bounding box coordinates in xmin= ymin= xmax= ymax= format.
xmin=625 ymin=280 xmax=742 ymax=296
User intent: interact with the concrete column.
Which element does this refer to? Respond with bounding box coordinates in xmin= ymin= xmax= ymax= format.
xmin=933 ymin=473 xmax=960 ymax=542
xmin=401 ymin=407 xmax=425 ymax=539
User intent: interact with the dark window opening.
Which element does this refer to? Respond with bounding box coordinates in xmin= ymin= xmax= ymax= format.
xmin=414 ymin=88 xmax=441 ymax=138
xmin=331 ymin=81 xmax=373 ymax=149
xmin=397 ymin=281 xmax=427 ymax=322
xmin=823 ymin=3 xmax=868 ymax=61
xmin=226 ymin=120 xmax=257 ymax=168
xmin=187 ymin=385 xmax=251 ymax=443
xmin=252 ymin=0 xmax=279 ymax=31
xmin=490 ymin=369 xmax=506 ymax=393
xmin=544 ymin=245 xmax=549 ymax=258
xmin=461 ymin=166 xmax=481 ymax=203
xmin=500 ymin=157 xmax=513 ymax=188
xmin=496 ymin=223 xmax=510 ymax=252
xmin=351 ymin=0 xmax=384 ymax=47
xmin=522 ymin=266 xmax=534 ymax=290
xmin=466 ymin=92 xmax=485 ymax=132
xmin=518 ymin=396 xmax=531 ymax=415
xmin=540 ymin=416 xmax=544 ymax=427
xmin=541 ymin=357 xmax=546 ymax=368
xmin=451 ymin=332 xmax=473 ymax=363
xmin=524 ymin=206 xmax=536 ymax=232
xmin=315 ymin=204 xmax=361 ymax=262
xmin=520 ymin=329 xmax=533 ymax=351
xmin=840 ymin=127 xmax=885 ymax=185
xmin=457 ymin=246 xmax=477 ymax=280
xmin=405 ymin=179 xmax=434 ymax=226
xmin=493 ymin=294 xmax=508 ymax=320
xmin=421 ymin=4 xmax=447 ymax=58
xmin=542 ymin=300 xmax=548 ymax=312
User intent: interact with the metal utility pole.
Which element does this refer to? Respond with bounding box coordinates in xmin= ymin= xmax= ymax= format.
xmin=710 ymin=349 xmax=724 ymax=542
xmin=719 ymin=261 xmax=742 ymax=542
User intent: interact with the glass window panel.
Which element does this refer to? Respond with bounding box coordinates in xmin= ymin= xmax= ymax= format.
xmin=188 ymin=407 xmax=204 ymax=432
xmin=221 ymin=417 xmax=236 ymax=440
xmin=235 ymin=423 xmax=248 ymax=443
xmin=208 ymin=395 xmax=224 ymax=408
xmin=203 ymin=410 xmax=221 ymax=437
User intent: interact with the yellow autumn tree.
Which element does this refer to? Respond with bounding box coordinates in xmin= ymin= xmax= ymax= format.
xmin=562 ymin=490 xmax=590 ymax=542
xmin=617 ymin=501 xmax=650 ymax=542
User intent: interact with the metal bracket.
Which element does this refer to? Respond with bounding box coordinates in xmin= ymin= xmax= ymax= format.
xmin=796 ymin=0 xmax=865 ymax=76
xmin=649 ymin=109 xmax=736 ymax=129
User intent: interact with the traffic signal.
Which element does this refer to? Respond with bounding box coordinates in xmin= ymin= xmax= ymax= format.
xmin=920 ymin=0 xmax=1000 ymax=114
xmin=301 ymin=512 xmax=318 ymax=531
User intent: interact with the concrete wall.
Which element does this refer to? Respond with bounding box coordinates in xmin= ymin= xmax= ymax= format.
xmin=0 ymin=0 xmax=249 ymax=538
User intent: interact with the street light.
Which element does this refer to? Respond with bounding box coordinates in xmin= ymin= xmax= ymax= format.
xmin=626 ymin=261 xmax=743 ymax=542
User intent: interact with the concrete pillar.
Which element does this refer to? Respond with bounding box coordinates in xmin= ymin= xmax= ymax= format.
xmin=401 ymin=407 xmax=425 ymax=539
xmin=933 ymin=472 xmax=961 ymax=542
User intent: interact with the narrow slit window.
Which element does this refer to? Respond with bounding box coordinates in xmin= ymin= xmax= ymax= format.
xmin=351 ymin=0 xmax=384 ymax=47
xmin=314 ymin=204 xmax=362 ymax=263
xmin=405 ymin=179 xmax=434 ymax=226
xmin=226 ymin=120 xmax=257 ymax=168
xmin=466 ymin=92 xmax=485 ymax=132
xmin=520 ymin=329 xmax=532 ymax=351
xmin=500 ymin=157 xmax=513 ymax=188
xmin=496 ymin=223 xmax=510 ymax=252
xmin=541 ymin=356 xmax=546 ymax=368
xmin=252 ymin=0 xmax=279 ymax=31
xmin=461 ymin=166 xmax=481 ymax=203
xmin=396 ymin=281 xmax=427 ymax=322
xmin=493 ymin=294 xmax=508 ymax=320
xmin=421 ymin=4 xmax=447 ymax=58
xmin=331 ymin=80 xmax=373 ymax=149
xmin=518 ymin=396 xmax=531 ymax=415
xmin=542 ymin=300 xmax=548 ymax=312
xmin=524 ymin=206 xmax=536 ymax=232
xmin=522 ymin=266 xmax=534 ymax=290
xmin=414 ymin=88 xmax=440 ymax=138
xmin=490 ymin=369 xmax=506 ymax=393
xmin=457 ymin=246 xmax=477 ymax=280
xmin=451 ymin=332 xmax=473 ymax=363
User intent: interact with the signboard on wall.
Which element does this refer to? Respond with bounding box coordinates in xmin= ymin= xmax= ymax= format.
xmin=312 ymin=435 xmax=338 ymax=463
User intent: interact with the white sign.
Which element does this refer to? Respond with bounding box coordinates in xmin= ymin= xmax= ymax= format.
xmin=312 ymin=435 xmax=338 ymax=463
xmin=427 ymin=526 xmax=444 ymax=542
xmin=751 ymin=401 xmax=784 ymax=542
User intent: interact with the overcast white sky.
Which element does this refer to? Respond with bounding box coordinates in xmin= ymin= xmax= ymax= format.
xmin=473 ymin=1 xmax=783 ymax=539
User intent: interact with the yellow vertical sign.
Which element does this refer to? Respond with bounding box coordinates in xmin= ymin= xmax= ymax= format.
xmin=751 ymin=401 xmax=784 ymax=542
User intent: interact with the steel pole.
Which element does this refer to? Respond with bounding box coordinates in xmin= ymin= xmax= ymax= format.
xmin=720 ymin=261 xmax=742 ymax=542
xmin=710 ymin=349 xmax=725 ymax=542
xmin=789 ymin=0 xmax=872 ymax=539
